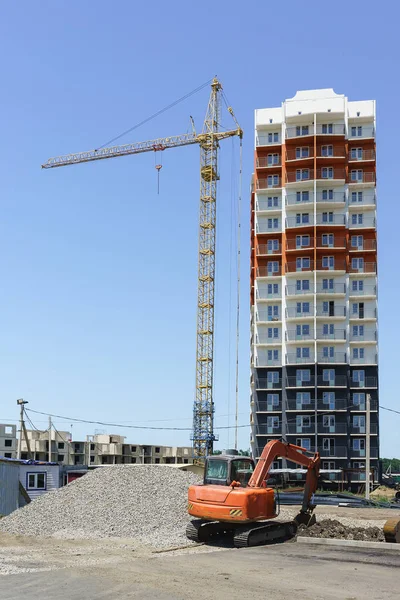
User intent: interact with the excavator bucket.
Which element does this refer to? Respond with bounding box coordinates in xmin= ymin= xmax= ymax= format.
xmin=383 ymin=517 xmax=400 ymax=543
xmin=293 ymin=511 xmax=316 ymax=527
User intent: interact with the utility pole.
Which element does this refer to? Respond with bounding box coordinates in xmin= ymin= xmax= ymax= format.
xmin=48 ymin=415 xmax=52 ymax=462
xmin=365 ymin=393 xmax=371 ymax=499
xmin=17 ymin=399 xmax=29 ymax=459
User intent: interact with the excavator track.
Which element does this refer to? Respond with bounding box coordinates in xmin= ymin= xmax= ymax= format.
xmin=186 ymin=520 xmax=235 ymax=543
xmin=233 ymin=520 xmax=297 ymax=548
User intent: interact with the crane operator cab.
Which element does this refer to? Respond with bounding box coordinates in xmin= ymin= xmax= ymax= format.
xmin=204 ymin=453 xmax=255 ymax=487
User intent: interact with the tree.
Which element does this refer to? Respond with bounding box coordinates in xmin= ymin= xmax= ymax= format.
xmin=382 ymin=458 xmax=400 ymax=473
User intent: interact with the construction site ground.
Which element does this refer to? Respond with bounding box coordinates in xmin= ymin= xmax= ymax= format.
xmin=1 ymin=505 xmax=399 ymax=600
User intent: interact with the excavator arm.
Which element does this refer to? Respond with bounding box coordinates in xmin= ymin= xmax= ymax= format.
xmin=248 ymin=440 xmax=320 ymax=515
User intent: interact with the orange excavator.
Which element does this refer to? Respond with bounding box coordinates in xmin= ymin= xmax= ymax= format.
xmin=187 ymin=440 xmax=320 ymax=547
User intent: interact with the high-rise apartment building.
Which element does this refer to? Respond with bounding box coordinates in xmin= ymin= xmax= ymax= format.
xmin=250 ymin=89 xmax=378 ymax=487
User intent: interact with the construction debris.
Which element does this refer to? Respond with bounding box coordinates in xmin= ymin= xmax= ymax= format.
xmin=297 ymin=519 xmax=385 ymax=542
xmin=0 ymin=465 xmax=199 ymax=549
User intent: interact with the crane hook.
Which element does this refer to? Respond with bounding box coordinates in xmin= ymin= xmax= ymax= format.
xmin=155 ymin=163 xmax=162 ymax=195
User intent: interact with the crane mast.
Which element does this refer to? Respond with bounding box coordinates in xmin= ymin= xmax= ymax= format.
xmin=42 ymin=78 xmax=242 ymax=460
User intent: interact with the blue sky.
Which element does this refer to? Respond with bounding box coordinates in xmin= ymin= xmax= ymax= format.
xmin=0 ymin=1 xmax=399 ymax=456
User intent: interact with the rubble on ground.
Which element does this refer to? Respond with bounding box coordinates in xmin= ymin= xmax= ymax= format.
xmin=0 ymin=465 xmax=199 ymax=549
xmin=297 ymin=518 xmax=385 ymax=542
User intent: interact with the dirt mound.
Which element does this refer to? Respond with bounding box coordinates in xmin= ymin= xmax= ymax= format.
xmin=297 ymin=518 xmax=384 ymax=542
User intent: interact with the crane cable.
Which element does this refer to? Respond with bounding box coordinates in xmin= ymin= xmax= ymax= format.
xmin=234 ymin=136 xmax=243 ymax=450
xmin=95 ymin=78 xmax=214 ymax=151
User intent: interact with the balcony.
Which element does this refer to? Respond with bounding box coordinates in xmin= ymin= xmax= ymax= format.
xmin=286 ymin=353 xmax=315 ymax=365
xmin=316 ymin=191 xmax=345 ymax=204
xmin=256 ymin=177 xmax=281 ymax=190
xmin=256 ymin=358 xmax=281 ymax=367
xmin=287 ymin=423 xmax=315 ymax=434
xmin=351 ymin=448 xmax=379 ymax=458
xmin=316 ymin=329 xmax=346 ymax=340
xmin=286 ymin=399 xmax=315 ymax=410
xmin=255 ymin=401 xmax=282 ymax=412
xmin=316 ymin=146 xmax=346 ymax=158
xmin=348 ymin=149 xmax=376 ymax=162
xmin=349 ymin=192 xmax=376 ymax=206
xmin=348 ymin=125 xmax=375 ymax=140
xmin=348 ymin=216 xmax=376 ymax=229
xmin=286 ymin=125 xmax=314 ymax=139
xmin=255 ymin=378 xmax=282 ymax=390
xmin=286 ymin=307 xmax=313 ymax=319
xmin=316 ymin=236 xmax=346 ymax=249
xmin=349 ymin=172 xmax=375 ymax=185
xmin=350 ymin=331 xmax=377 ymax=342
xmin=349 ymin=308 xmax=377 ymax=319
xmin=316 ymin=283 xmax=346 ymax=294
xmin=286 ymin=148 xmax=314 ymax=161
xmin=286 ymin=330 xmax=313 ymax=342
xmin=316 ymin=305 xmax=346 ymax=317
xmin=286 ymin=170 xmax=314 ymax=184
xmin=317 ymin=398 xmax=347 ymax=410
xmin=286 ymin=216 xmax=314 ymax=228
xmin=286 ymin=285 xmax=314 ymax=296
xmin=256 ymin=311 xmax=281 ymax=323
xmin=350 ymin=355 xmax=378 ymax=366
xmin=286 ymin=192 xmax=314 ymax=206
xmin=286 ymin=238 xmax=314 ymax=251
xmin=317 ymin=375 xmax=347 ymax=387
xmin=257 ymin=424 xmax=282 ymax=435
xmin=351 ymin=398 xmax=378 ymax=411
xmin=256 ymin=134 xmax=281 ymax=147
xmin=318 ymin=423 xmax=347 ymax=434
xmin=256 ymin=266 xmax=282 ymax=278
xmin=257 ymin=157 xmax=281 ymax=169
xmin=316 ymin=214 xmax=346 ymax=226
xmin=348 ymin=263 xmax=377 ymax=274
xmin=320 ymin=446 xmax=347 ymax=458
xmin=256 ymin=198 xmax=282 ymax=211
xmin=317 ymin=352 xmax=347 ymax=364
xmin=256 ymin=223 xmax=282 ymax=234
xmin=351 ymin=423 xmax=378 ymax=434
xmin=316 ymin=168 xmax=346 ymax=180
xmin=256 ymin=244 xmax=282 ymax=256
xmin=315 ymin=259 xmax=346 ymax=271
xmin=348 ymin=240 xmax=376 ymax=252
xmin=256 ymin=288 xmax=281 ymax=300
xmin=256 ymin=333 xmax=282 ymax=344
xmin=316 ymin=124 xmax=345 ymax=136
xmin=349 ymin=285 xmax=376 ymax=297
xmin=285 ymin=261 xmax=314 ymax=274
xmin=350 ymin=377 xmax=378 ymax=388
xmin=286 ymin=376 xmax=315 ymax=388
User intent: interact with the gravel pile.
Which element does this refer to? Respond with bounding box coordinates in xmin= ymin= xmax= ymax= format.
xmin=0 ymin=465 xmax=199 ymax=549
xmin=297 ymin=518 xmax=385 ymax=542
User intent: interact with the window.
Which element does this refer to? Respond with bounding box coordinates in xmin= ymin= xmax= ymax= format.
xmin=296 ymin=347 xmax=310 ymax=359
xmin=352 ymin=302 xmax=364 ymax=316
xmin=296 ymin=324 xmax=310 ymax=337
xmin=267 ymin=350 xmax=279 ymax=361
xmin=297 ymin=438 xmax=311 ymax=450
xmin=322 ymin=211 xmax=334 ymax=223
xmin=58 ymin=442 xmax=64 ymax=450
xmin=27 ymin=472 xmax=46 ymax=490
xmin=352 ymin=370 xmax=365 ymax=385
xmin=323 ymin=369 xmax=335 ymax=383
xmin=296 ymin=235 xmax=310 ymax=248
xmin=267 ymin=153 xmax=279 ymax=165
xmin=267 ymin=261 xmax=279 ymax=274
xmin=296 ymin=301 xmax=310 ymax=314
xmin=267 ymin=175 xmax=279 ymax=187
xmin=4 ymin=439 xmax=12 ymax=447
xmin=296 ymin=147 xmax=309 ymax=158
xmin=267 ymin=283 xmax=279 ymax=295
xmin=296 ymin=213 xmax=310 ymax=225
xmin=353 ymin=393 xmax=366 ymax=409
xmin=90 ymin=455 xmax=95 ymax=463
xmin=351 ymin=235 xmax=363 ymax=249
xmin=322 ymin=323 xmax=334 ymax=336
xmin=322 ymin=256 xmax=334 ymax=269
xmin=131 ymin=446 xmax=137 ymax=452
xmin=267 ymin=196 xmax=279 ymax=207
xmin=267 ymin=239 xmax=280 ymax=253
xmin=155 ymin=447 xmax=161 ymax=453
xmin=353 ymin=439 xmax=366 ymax=453
xmin=57 ymin=454 xmax=64 ymax=462
xmin=323 ymin=391 xmax=335 ymax=409
xmin=351 ymin=191 xmax=363 ymax=203
xmin=322 ymin=189 xmax=334 ymax=200
xmin=267 ymin=371 xmax=279 ymax=384
xmin=296 ymin=257 xmax=311 ymax=271
xmin=322 ymin=438 xmax=335 ymax=455
xmin=268 ymin=132 xmax=279 ymax=143
xmin=296 ymin=190 xmax=310 ymax=202
xmin=297 ymin=415 xmax=311 ymax=427
xmin=296 ymin=125 xmax=309 ymax=136
xmin=296 ymin=369 xmax=311 ymax=382
xmin=267 ymin=394 xmax=279 ymax=406
xmin=351 ymin=126 xmax=363 ymax=137
xmin=322 ymin=278 xmax=334 ymax=290
xmin=267 ymin=217 xmax=279 ymax=229
xmin=267 ymin=416 xmax=280 ymax=429
xmin=323 ymin=461 xmax=335 ymax=470
xmin=5 ymin=426 xmax=13 ymax=435
xmin=322 ymin=124 xmax=333 ymax=134
xmin=352 ymin=348 xmax=365 ymax=360
xmin=351 ymin=258 xmax=364 ymax=272
xmin=4 ymin=453 xmax=12 ymax=458
xmin=321 ymin=167 xmax=334 ymax=179
xmin=352 ymin=280 xmax=364 ymax=292
xmin=351 ymin=169 xmax=363 ymax=182
xmin=267 ymin=327 xmax=279 ymax=339
xmin=296 ymin=392 xmax=311 ymax=405
xmin=322 ymin=346 xmax=334 ymax=358
xmin=90 ymin=443 xmax=95 ymax=451
xmin=352 ymin=325 xmax=365 ymax=337
xmin=322 ymin=300 xmax=335 ymax=316
xmin=296 ymin=279 xmax=310 ymax=291
xmin=322 ymin=234 xmax=334 ymax=247
xmin=296 ymin=169 xmax=310 ymax=181
xmin=267 ymin=305 xmax=279 ymax=320
xmin=321 ymin=145 xmax=333 ymax=157
xmin=351 ymin=148 xmax=363 ymax=160
xmin=323 ymin=415 xmax=335 ymax=429
xmin=353 ymin=415 xmax=366 ymax=429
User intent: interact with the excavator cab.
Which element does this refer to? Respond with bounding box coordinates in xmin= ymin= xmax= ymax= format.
xmin=204 ymin=454 xmax=255 ymax=487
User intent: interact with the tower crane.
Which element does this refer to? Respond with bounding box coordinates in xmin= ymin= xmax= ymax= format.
xmin=42 ymin=78 xmax=243 ymax=460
